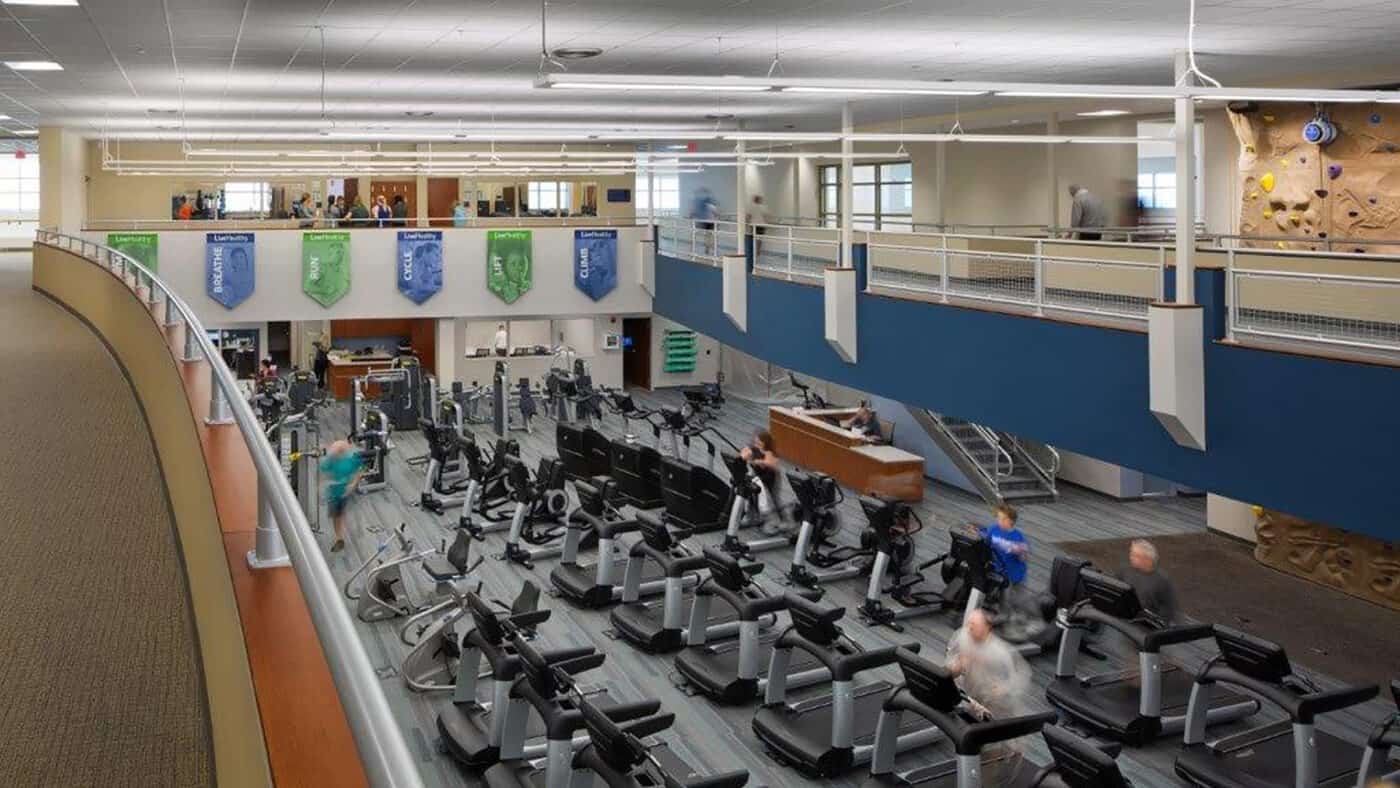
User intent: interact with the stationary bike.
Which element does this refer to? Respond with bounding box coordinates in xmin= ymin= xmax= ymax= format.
xmin=496 ymin=456 xmax=575 ymax=569
xmin=857 ymin=497 xmax=974 ymax=632
xmin=783 ymin=470 xmax=875 ymax=592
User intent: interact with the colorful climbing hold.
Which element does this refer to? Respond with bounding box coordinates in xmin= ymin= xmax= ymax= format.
xmin=1249 ymin=191 xmax=1259 ymax=200
xmin=1279 ymin=158 xmax=1289 ymax=168
xmin=1371 ymin=113 xmax=1382 ymax=125
xmin=1315 ymin=189 xmax=1329 ymax=199
xmin=1276 ymin=241 xmax=1287 ymax=249
xmin=1263 ymin=114 xmax=1276 ymax=123
xmin=1289 ymin=214 xmax=1301 ymax=226
xmin=1245 ymin=144 xmax=1256 ymax=154
xmin=1349 ymin=210 xmax=1360 ymax=218
xmin=1259 ymin=172 xmax=1276 ymax=192
xmin=1369 ymin=196 xmax=1379 ymax=204
xmin=1327 ymin=163 xmax=1343 ymax=179
xmin=1262 ymin=209 xmax=1274 ymax=220
xmin=1318 ymin=232 xmax=1328 ymax=239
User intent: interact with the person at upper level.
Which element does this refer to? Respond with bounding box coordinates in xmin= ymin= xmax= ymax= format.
xmin=327 ymin=195 xmax=345 ymax=227
xmin=373 ymin=195 xmax=391 ymax=227
xmin=348 ymin=195 xmax=371 ymax=226
xmin=391 ymin=194 xmax=409 ymax=227
xmin=176 ymin=195 xmax=193 ymax=220
xmin=1068 ymin=184 xmax=1107 ymax=240
xmin=452 ymin=200 xmax=469 ymax=227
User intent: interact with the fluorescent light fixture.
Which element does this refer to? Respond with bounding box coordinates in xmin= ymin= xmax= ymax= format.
xmin=591 ymin=132 xmax=723 ymax=141
xmin=547 ymin=80 xmax=771 ymax=93
xmin=5 ymin=60 xmax=62 ymax=71
xmin=997 ymin=90 xmax=1176 ymax=100
xmin=957 ymin=134 xmax=1071 ymax=144
xmin=13 ymin=129 xmax=36 ymax=135
xmin=2 ymin=1 xmax=80 ymax=5
xmin=724 ymin=132 xmax=841 ymax=142
xmin=1203 ymin=93 xmax=1370 ymax=103
xmin=783 ymin=86 xmax=985 ymax=96
xmin=1076 ymin=109 xmax=1132 ymax=117
xmin=1067 ymin=136 xmax=1164 ymax=144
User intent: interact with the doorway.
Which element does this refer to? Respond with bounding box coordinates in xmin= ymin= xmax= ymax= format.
xmin=369 ymin=180 xmax=417 ymax=221
xmin=427 ymin=178 xmax=459 ymax=226
xmin=267 ymin=321 xmax=291 ymax=369
xmin=622 ymin=317 xmax=651 ymax=390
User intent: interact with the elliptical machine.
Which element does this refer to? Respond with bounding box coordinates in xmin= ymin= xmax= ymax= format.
xmin=857 ymin=497 xmax=970 ymax=632
xmin=783 ymin=470 xmax=874 ymax=592
xmin=717 ymin=451 xmax=793 ymax=559
xmin=496 ymin=456 xmax=573 ymax=569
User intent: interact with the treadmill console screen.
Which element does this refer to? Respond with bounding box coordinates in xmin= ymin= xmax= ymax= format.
xmin=895 ymin=649 xmax=963 ymax=712
xmin=1213 ymin=625 xmax=1293 ymax=684
xmin=1079 ymin=569 xmax=1143 ymax=621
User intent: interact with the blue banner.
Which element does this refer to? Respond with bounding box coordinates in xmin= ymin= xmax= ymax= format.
xmin=574 ymin=229 xmax=617 ymax=302
xmin=205 ymin=233 xmax=255 ymax=309
xmin=397 ymin=230 xmax=443 ymax=305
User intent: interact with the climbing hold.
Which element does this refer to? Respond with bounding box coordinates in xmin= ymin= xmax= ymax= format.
xmin=1279 ymin=158 xmax=1289 ymax=168
xmin=1276 ymin=241 xmax=1287 ymax=249
xmin=1318 ymin=232 xmax=1328 ymax=239
xmin=1303 ymin=227 xmax=1312 ymax=235
xmin=1355 ymin=247 xmax=1367 ymax=254
xmin=1245 ymin=144 xmax=1256 ymax=153
xmin=1289 ymin=214 xmax=1301 ymax=226
xmin=1349 ymin=210 xmax=1360 ymax=218
xmin=1249 ymin=190 xmax=1259 ymax=200
xmin=1262 ymin=209 xmax=1274 ymax=220
xmin=1327 ymin=163 xmax=1343 ymax=179
xmin=1369 ymin=196 xmax=1379 ymax=204
xmin=1263 ymin=114 xmax=1276 ymax=123
xmin=1387 ymin=142 xmax=1399 ymax=153
xmin=1260 ymin=172 xmax=1276 ymax=192
xmin=1315 ymin=188 xmax=1329 ymax=199
xmin=1299 ymin=155 xmax=1307 ymax=164
xmin=1371 ymin=113 xmax=1382 ymax=125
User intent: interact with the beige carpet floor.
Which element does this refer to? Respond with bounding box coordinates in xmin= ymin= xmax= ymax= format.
xmin=0 ymin=253 xmax=212 ymax=786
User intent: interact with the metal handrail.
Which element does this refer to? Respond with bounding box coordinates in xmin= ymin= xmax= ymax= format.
xmin=33 ymin=229 xmax=424 ymax=788
xmin=1009 ymin=435 xmax=1060 ymax=494
xmin=921 ymin=412 xmax=1003 ymax=492
xmin=965 ymin=421 xmax=1014 ymax=479
xmin=83 ymin=214 xmax=650 ymax=231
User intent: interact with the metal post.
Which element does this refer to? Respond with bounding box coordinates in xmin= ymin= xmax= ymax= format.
xmin=1225 ymin=249 xmax=1236 ymax=341
xmin=736 ymin=139 xmax=747 ymax=258
xmin=840 ymin=102 xmax=853 ymax=268
xmin=1174 ymin=51 xmax=1197 ymax=304
xmin=146 ymin=275 xmax=160 ymax=305
xmin=786 ymin=226 xmax=793 ymax=277
xmin=1046 ymin=112 xmax=1060 ymax=234
xmin=935 ymin=142 xmax=947 ymax=229
xmin=248 ymin=477 xmax=292 ymax=569
xmin=164 ymin=292 xmax=180 ymax=327
xmin=182 ymin=319 xmax=202 ymax=362
xmin=1033 ymin=239 xmax=1046 ymax=315
xmin=646 ymin=145 xmax=656 ymax=230
xmin=206 ymin=367 xmax=235 ymax=425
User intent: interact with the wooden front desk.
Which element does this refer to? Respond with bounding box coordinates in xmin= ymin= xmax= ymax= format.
xmin=768 ymin=407 xmax=925 ymax=501
xmin=327 ymin=355 xmax=397 ymax=400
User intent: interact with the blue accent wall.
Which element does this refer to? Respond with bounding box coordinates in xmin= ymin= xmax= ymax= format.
xmin=654 ymin=252 xmax=1400 ymax=541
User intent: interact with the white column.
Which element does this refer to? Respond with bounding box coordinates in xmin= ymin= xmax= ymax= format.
xmin=38 ymin=128 xmax=87 ymax=234
xmin=840 ymin=103 xmax=853 ymax=266
xmin=1046 ymin=112 xmax=1060 ymax=232
xmin=792 ymin=156 xmax=801 ymax=222
xmin=1174 ymin=51 xmax=1196 ymax=304
xmin=646 ymin=145 xmax=656 ymax=228
xmin=435 ymin=318 xmax=457 ymax=383
xmin=934 ymin=141 xmax=947 ymax=229
xmin=736 ymin=140 xmax=747 ymax=242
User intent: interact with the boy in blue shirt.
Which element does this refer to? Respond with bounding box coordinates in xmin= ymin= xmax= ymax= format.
xmin=977 ymin=504 xmax=1038 ymax=635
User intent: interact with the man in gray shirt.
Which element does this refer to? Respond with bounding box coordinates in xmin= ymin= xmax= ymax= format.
xmin=1068 ymin=184 xmax=1108 ymax=240
xmin=1119 ymin=539 xmax=1179 ymax=625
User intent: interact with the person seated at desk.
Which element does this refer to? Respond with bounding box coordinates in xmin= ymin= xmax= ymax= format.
xmin=840 ymin=401 xmax=884 ymax=443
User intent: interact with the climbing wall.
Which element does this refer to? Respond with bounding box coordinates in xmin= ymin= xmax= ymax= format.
xmin=1232 ymin=102 xmax=1400 ymax=251
xmin=1255 ymin=508 xmax=1400 ymax=612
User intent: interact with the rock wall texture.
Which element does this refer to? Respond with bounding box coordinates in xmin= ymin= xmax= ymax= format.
xmin=1232 ymin=102 xmax=1400 ymax=251
xmin=1256 ymin=508 xmax=1400 ymax=611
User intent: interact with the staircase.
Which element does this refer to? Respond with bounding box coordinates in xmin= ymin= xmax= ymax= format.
xmin=910 ymin=410 xmax=1059 ymax=505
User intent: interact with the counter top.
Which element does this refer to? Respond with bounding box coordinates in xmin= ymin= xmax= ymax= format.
xmin=328 ymin=355 xmax=396 ymax=366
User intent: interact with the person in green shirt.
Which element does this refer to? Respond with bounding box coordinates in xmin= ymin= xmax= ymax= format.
xmin=321 ymin=439 xmax=363 ymax=552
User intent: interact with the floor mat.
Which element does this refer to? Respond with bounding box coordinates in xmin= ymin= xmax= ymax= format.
xmin=1056 ymin=531 xmax=1400 ymax=691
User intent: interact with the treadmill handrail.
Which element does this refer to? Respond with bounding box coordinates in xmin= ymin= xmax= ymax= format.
xmin=1194 ymin=663 xmax=1379 ymax=725
xmin=1066 ymin=605 xmax=1206 ymax=654
xmin=698 ymin=580 xmax=815 ymax=622
xmin=882 ymin=689 xmax=1057 ymax=756
xmin=595 ymin=518 xmax=645 ymax=540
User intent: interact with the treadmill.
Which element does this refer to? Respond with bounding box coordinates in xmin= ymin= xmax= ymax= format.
xmin=1175 ymin=626 xmax=1383 ymax=788
xmin=659 ymin=455 xmax=732 ymax=534
xmin=751 ymin=595 xmax=943 ymax=777
xmin=608 ymin=515 xmax=761 ymax=653
xmin=556 ymin=421 xmax=612 ymax=481
xmin=1046 ymin=568 xmax=1260 ymax=745
xmin=862 ymin=647 xmax=1058 ymax=788
xmin=608 ymin=435 xmax=665 ymax=509
xmin=674 ymin=558 xmax=837 ymax=705
xmin=548 ymin=479 xmax=669 ymax=608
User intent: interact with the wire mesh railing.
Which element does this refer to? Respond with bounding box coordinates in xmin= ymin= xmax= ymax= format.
xmin=656 ymin=217 xmax=739 ymax=265
xmin=751 ymin=223 xmax=840 ymax=282
xmin=33 ymin=229 xmax=425 ymax=788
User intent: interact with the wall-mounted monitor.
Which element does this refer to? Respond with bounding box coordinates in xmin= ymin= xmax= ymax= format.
xmin=606 ymin=188 xmax=631 ymax=203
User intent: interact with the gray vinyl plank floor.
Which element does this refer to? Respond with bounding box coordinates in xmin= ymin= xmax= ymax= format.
xmin=317 ymin=388 xmax=1392 ymax=788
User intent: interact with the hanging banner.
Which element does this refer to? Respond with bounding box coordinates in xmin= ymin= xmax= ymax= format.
xmin=396 ymin=230 xmax=443 ymax=305
xmin=573 ymin=229 xmax=617 ymax=302
xmin=302 ymin=231 xmax=351 ymax=307
xmin=107 ymin=232 xmax=159 ymax=274
xmin=205 ymin=233 xmax=255 ymax=309
xmin=486 ymin=229 xmax=532 ymax=304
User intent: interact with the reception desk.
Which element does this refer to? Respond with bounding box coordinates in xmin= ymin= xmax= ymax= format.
xmin=328 ymin=354 xmax=397 ymax=400
xmin=768 ymin=407 xmax=925 ymax=501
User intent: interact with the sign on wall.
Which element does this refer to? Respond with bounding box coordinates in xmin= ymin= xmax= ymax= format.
xmin=302 ymin=231 xmax=351 ymax=307
xmin=396 ymin=230 xmax=443 ymax=305
xmin=205 ymin=233 xmax=255 ymax=309
xmin=486 ymin=229 xmax=532 ymax=304
xmin=107 ymin=232 xmax=159 ymax=274
xmin=574 ymin=229 xmax=617 ymax=301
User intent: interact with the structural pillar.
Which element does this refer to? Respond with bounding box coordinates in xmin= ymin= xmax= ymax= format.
xmin=1148 ymin=52 xmax=1206 ymax=451
xmin=934 ymin=141 xmax=947 ymax=229
xmin=1046 ymin=112 xmax=1059 ymax=232
xmin=839 ymin=103 xmax=853 ymax=265
xmin=825 ymin=103 xmax=858 ymax=362
xmin=38 ymin=127 xmax=87 ymax=234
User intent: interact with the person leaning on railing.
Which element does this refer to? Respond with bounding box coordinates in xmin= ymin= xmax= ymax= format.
xmin=348 ymin=195 xmax=371 ymax=226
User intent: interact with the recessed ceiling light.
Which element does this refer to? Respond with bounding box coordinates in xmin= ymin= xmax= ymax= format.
xmin=1076 ymin=109 xmax=1132 ymax=117
xmin=2 ymin=1 xmax=80 ymax=6
xmin=552 ymin=46 xmax=603 ymax=60
xmin=5 ymin=60 xmax=63 ymax=71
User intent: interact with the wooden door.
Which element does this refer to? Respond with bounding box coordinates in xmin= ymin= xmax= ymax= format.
xmin=343 ymin=178 xmax=359 ymax=208
xmin=371 ymin=180 xmax=416 ymax=222
xmin=622 ymin=317 xmax=651 ymax=390
xmin=427 ymin=178 xmax=458 ymax=227
xmin=501 ymin=186 xmax=517 ymax=216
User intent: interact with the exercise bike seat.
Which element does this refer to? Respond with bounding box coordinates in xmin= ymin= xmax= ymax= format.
xmin=423 ymin=530 xmax=476 ymax=582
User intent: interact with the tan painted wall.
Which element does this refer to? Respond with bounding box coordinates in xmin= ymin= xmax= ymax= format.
xmin=32 ymin=243 xmax=271 ymax=787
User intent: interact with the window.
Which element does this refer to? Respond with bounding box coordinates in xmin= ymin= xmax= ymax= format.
xmin=0 ymin=154 xmax=39 ymax=217
xmin=1137 ymin=172 xmax=1176 ymax=210
xmin=223 ymin=181 xmax=270 ymax=214
xmin=527 ymin=181 xmax=574 ymax=214
xmin=818 ymin=160 xmax=912 ymax=231
xmin=635 ymin=171 xmax=680 ymax=215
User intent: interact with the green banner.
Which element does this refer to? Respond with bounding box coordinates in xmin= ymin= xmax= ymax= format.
xmin=302 ymin=231 xmax=351 ymax=307
xmin=486 ymin=230 xmax=532 ymax=304
xmin=107 ymin=232 xmax=159 ymax=274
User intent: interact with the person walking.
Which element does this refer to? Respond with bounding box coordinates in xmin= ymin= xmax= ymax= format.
xmin=391 ymin=194 xmax=409 ymax=227
xmin=452 ymin=200 xmax=469 ymax=227
xmin=312 ymin=341 xmax=331 ymax=391
xmin=348 ymin=195 xmax=371 ymax=226
xmin=1068 ymin=184 xmax=1107 ymax=240
xmin=1118 ymin=539 xmax=1179 ymax=625
xmin=373 ymin=195 xmax=392 ymax=227
xmin=321 ymin=440 xmax=363 ymax=553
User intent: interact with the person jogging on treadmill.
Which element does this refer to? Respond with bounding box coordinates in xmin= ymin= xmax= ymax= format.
xmin=1118 ymin=539 xmax=1178 ymax=625
xmin=976 ymin=504 xmax=1040 ymax=637
xmin=739 ymin=429 xmax=782 ymax=517
xmin=946 ymin=608 xmax=1034 ymax=782
xmin=321 ymin=439 xmax=364 ymax=553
